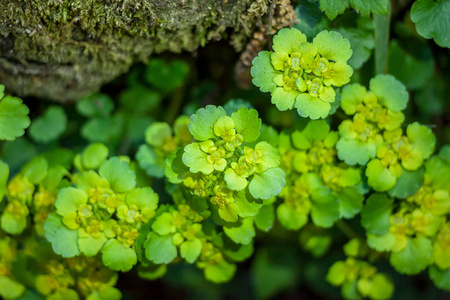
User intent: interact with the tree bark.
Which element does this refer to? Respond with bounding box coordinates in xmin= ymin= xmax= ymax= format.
xmin=0 ymin=0 xmax=271 ymax=102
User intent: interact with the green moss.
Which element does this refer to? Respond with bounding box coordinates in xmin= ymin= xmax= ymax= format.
xmin=0 ymin=0 xmax=268 ymax=102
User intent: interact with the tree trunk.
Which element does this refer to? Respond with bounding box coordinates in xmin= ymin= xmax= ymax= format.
xmin=0 ymin=0 xmax=273 ymax=102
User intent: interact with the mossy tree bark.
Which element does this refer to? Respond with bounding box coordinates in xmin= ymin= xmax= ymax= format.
xmin=0 ymin=0 xmax=270 ymax=102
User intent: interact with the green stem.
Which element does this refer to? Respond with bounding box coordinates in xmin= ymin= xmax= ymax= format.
xmin=165 ymin=86 xmax=185 ymax=125
xmin=335 ymin=220 xmax=359 ymax=239
xmin=373 ymin=1 xmax=391 ymax=75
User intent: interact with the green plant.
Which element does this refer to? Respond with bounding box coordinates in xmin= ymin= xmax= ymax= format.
xmin=1 ymin=1 xmax=450 ymax=299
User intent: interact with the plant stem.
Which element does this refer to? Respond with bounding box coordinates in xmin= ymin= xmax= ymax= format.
xmin=166 ymin=85 xmax=186 ymax=125
xmin=374 ymin=1 xmax=391 ymax=74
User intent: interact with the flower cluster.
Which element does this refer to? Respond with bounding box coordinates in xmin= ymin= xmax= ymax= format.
xmin=337 ymin=74 xmax=435 ymax=192
xmin=327 ymin=239 xmax=394 ymax=300
xmin=251 ymin=28 xmax=353 ymax=119
xmin=276 ymin=120 xmax=363 ymax=230
xmin=362 ymin=148 xmax=450 ymax=278
xmin=44 ymin=146 xmax=159 ymax=272
xmin=165 ymin=105 xmax=285 ymax=223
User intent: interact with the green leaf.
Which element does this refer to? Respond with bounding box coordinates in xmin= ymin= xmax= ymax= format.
xmin=189 ymin=105 xmax=226 ymax=141
xmin=55 ymin=187 xmax=87 ymax=216
xmin=204 ymin=259 xmax=236 ymax=283
xmin=152 ymin=212 xmax=176 ymax=236
xmin=0 ymin=160 xmax=8 ymax=202
xmin=145 ymin=122 xmax=172 ymax=147
xmin=180 ymin=238 xmax=202 ymax=263
xmin=0 ymin=94 xmax=30 ymax=141
xmin=164 ymin=148 xmax=189 ymax=184
xmin=272 ymin=28 xmax=307 ymax=53
xmin=144 ymin=58 xmax=189 ymax=93
xmin=311 ymin=189 xmax=339 ymax=228
xmin=102 ymin=239 xmax=137 ymax=272
xmin=336 ymin=139 xmax=376 ymax=165
xmin=254 ymin=205 xmax=275 ymax=232
xmin=429 ymin=265 xmax=450 ymax=291
xmin=367 ymin=232 xmax=395 ymax=252
xmin=338 ymin=24 xmax=374 ymax=70
xmin=407 ymin=122 xmax=435 ymax=160
xmin=1 ymin=138 xmax=37 ymax=171
xmin=251 ymin=51 xmax=279 ymax=93
xmin=224 ymin=218 xmax=255 ymax=245
xmin=144 ymin=232 xmax=178 ymax=264
xmin=44 ymin=213 xmax=80 ymax=257
xmin=369 ymin=74 xmax=408 ymax=112
xmin=349 ymin=0 xmax=389 ymax=16
xmin=388 ymin=168 xmax=425 ymax=199
xmin=23 ymin=156 xmax=48 ymax=184
xmin=224 ymin=243 xmax=254 ymax=262
xmin=337 ymin=187 xmax=364 ymax=219
xmin=295 ymin=93 xmax=332 ymax=120
xmin=235 ymin=191 xmax=262 ymax=218
xmin=390 ymin=237 xmax=432 ymax=274
xmin=76 ymin=93 xmax=114 ymax=118
xmin=1 ymin=212 xmax=27 ymax=234
xmin=388 ymin=41 xmax=434 ymax=90
xmin=136 ymin=145 xmax=165 ymax=178
xmin=313 ymin=30 xmax=353 ymax=62
xmin=230 ymin=108 xmax=261 ymax=143
xmin=79 ymin=233 xmax=107 ymax=257
xmin=249 ymin=167 xmax=286 ymax=200
xmin=0 ymin=276 xmax=25 ymax=299
xmin=29 ymin=106 xmax=67 ymax=143
xmin=294 ymin=0 xmax=329 ymax=40
xmin=81 ymin=143 xmax=109 ymax=170
xmin=411 ymin=0 xmax=450 ymax=48
xmin=119 ymin=84 xmax=161 ymax=114
xmin=81 ymin=115 xmax=124 ymax=143
xmin=319 ymin=0 xmax=349 ymax=20
xmin=99 ymin=157 xmax=136 ymax=193
xmin=361 ymin=193 xmax=393 ymax=235
xmin=182 ymin=143 xmax=214 ymax=174
xmin=276 ymin=203 xmax=308 ymax=230
xmin=366 ymin=159 xmax=397 ymax=191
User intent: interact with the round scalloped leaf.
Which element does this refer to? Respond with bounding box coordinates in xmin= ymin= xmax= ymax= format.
xmin=340 ymin=84 xmax=366 ymax=115
xmin=367 ymin=232 xmax=395 ymax=252
xmin=271 ymin=87 xmax=298 ymax=111
xmin=349 ymin=0 xmax=389 ymax=16
xmin=102 ymin=239 xmax=137 ymax=272
xmin=390 ymin=237 xmax=432 ymax=275
xmin=366 ymin=159 xmax=397 ymax=192
xmin=182 ymin=143 xmax=213 ymax=175
xmin=164 ymin=148 xmax=189 ymax=184
xmin=224 ymin=218 xmax=255 ymax=245
xmin=361 ymin=193 xmax=393 ymax=235
xmin=234 ymin=191 xmax=261 ymax=218
xmin=407 ymin=122 xmax=435 ymax=159
xmin=1 ymin=212 xmax=27 ymax=235
xmin=144 ymin=58 xmax=189 ymax=93
xmin=99 ymin=157 xmax=136 ymax=193
xmin=276 ymin=203 xmax=308 ymax=230
xmin=119 ymin=84 xmax=161 ymax=114
xmin=144 ymin=232 xmax=178 ymax=264
xmin=136 ymin=145 xmax=165 ymax=178
xmin=180 ymin=238 xmax=202 ymax=263
xmin=29 ymin=106 xmax=67 ymax=143
xmin=44 ymin=213 xmax=80 ymax=257
xmin=254 ymin=205 xmax=275 ymax=232
xmin=231 ymin=108 xmax=261 ymax=143
xmin=369 ymin=74 xmax=408 ymax=112
xmin=337 ymin=187 xmax=364 ymax=219
xmin=76 ymin=93 xmax=114 ymax=118
xmin=79 ymin=233 xmax=107 ymax=257
xmin=55 ymin=187 xmax=87 ymax=217
xmin=319 ymin=0 xmax=349 ymax=20
xmin=272 ymin=28 xmax=307 ymax=53
xmin=0 ymin=160 xmax=9 ymax=202
xmin=411 ymin=0 xmax=450 ymax=48
xmin=0 ymin=276 xmax=25 ymax=299
xmin=295 ymin=93 xmax=331 ymax=119
xmin=429 ymin=265 xmax=450 ymax=291
xmin=81 ymin=143 xmax=109 ymax=170
xmin=189 ymin=105 xmax=227 ymax=141
xmin=313 ymin=30 xmax=352 ymax=62
xmin=0 ymin=95 xmax=30 ymax=141
xmin=145 ymin=122 xmax=172 ymax=147
xmin=251 ymin=51 xmax=280 ymax=93
xmin=439 ymin=145 xmax=450 ymax=164
xmin=311 ymin=189 xmax=339 ymax=228
xmin=336 ymin=139 xmax=376 ymax=165
xmin=388 ymin=168 xmax=425 ymax=199
xmin=204 ymin=259 xmax=236 ymax=283
xmin=249 ymin=167 xmax=286 ymax=200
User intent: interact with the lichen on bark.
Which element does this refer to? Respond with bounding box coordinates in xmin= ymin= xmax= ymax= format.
xmin=0 ymin=0 xmax=271 ymax=102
